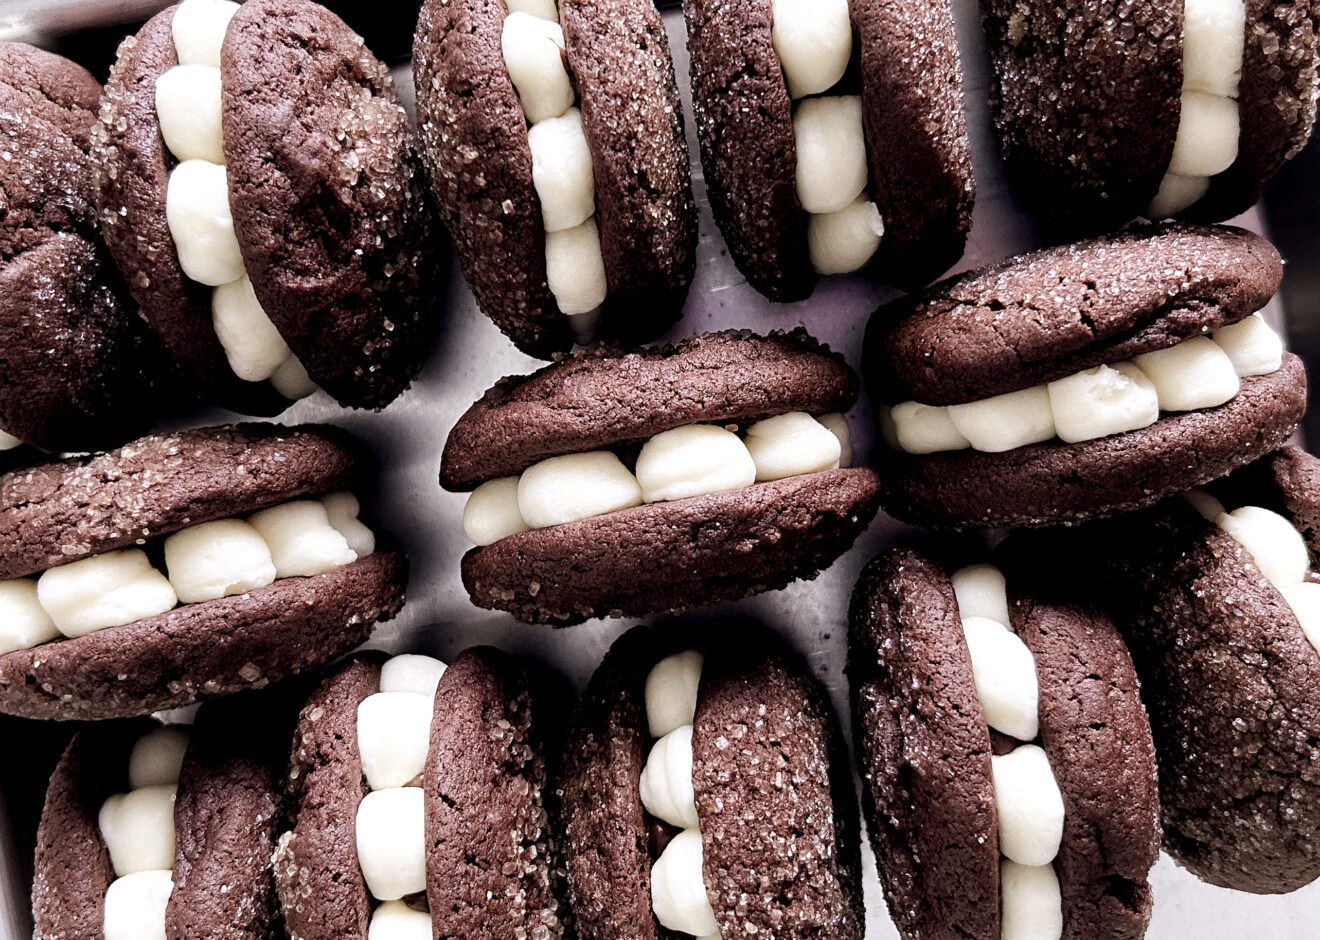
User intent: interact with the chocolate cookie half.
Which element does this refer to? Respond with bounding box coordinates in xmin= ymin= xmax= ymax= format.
xmin=684 ymin=0 xmax=974 ymax=301
xmin=561 ymin=623 xmax=864 ymax=938
xmin=0 ymin=42 xmax=168 ymax=453
xmin=0 ymin=422 xmax=408 ymax=720
xmin=273 ymin=648 xmax=571 ymax=939
xmin=32 ymin=692 xmax=292 ymax=939
xmin=1057 ymin=447 xmax=1320 ymax=893
xmin=848 ymin=547 xmax=1160 ymax=940
xmin=95 ymin=0 xmax=439 ymax=414
xmin=441 ymin=329 xmax=882 ymax=625
xmin=984 ymin=0 xmax=1319 ymax=227
xmin=867 ymin=223 xmax=1305 ymax=529
xmin=413 ymin=0 xmax=695 ymax=358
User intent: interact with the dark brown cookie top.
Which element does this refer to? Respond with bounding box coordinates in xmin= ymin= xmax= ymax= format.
xmin=425 ymin=647 xmax=572 ymax=938
xmin=1008 ymin=592 xmax=1158 ymax=940
xmin=0 ymin=41 xmax=101 ymax=146
xmin=695 ymin=629 xmax=865 ymax=938
xmin=442 ymin=330 xmax=857 ymax=489
xmin=0 ymin=422 xmax=363 ymax=580
xmin=878 ymin=355 xmax=1305 ymax=529
xmin=560 ymin=0 xmax=697 ymax=344
xmin=1090 ymin=502 xmax=1320 ymax=893
xmin=0 ymin=49 xmax=170 ymax=453
xmin=413 ymin=0 xmax=571 ymax=358
xmin=95 ymin=8 xmax=288 ymax=417
xmin=223 ymin=0 xmax=439 ymax=409
xmin=848 ymin=548 xmax=1000 ymax=940
xmin=0 ymin=107 xmax=96 ymax=262
xmin=855 ymin=0 xmax=974 ymax=287
xmin=0 ymin=550 xmax=406 ymax=721
xmin=1186 ymin=0 xmax=1320 ymax=222
xmin=275 ymin=653 xmax=381 ymax=940
xmin=559 ymin=626 xmax=680 ymax=939
xmin=869 ymin=224 xmax=1281 ymax=405
xmin=982 ymin=0 xmax=1181 ymax=226
xmin=461 ymin=467 xmax=881 ymax=625
xmin=167 ymin=692 xmax=293 ymax=940
xmin=683 ymin=0 xmax=814 ymax=302
xmin=32 ymin=721 xmax=148 ymax=940
xmin=0 ymin=232 xmax=166 ymax=453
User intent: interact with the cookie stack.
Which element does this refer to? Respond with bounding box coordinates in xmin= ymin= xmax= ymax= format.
xmin=5 ymin=1 xmax=1319 ymax=938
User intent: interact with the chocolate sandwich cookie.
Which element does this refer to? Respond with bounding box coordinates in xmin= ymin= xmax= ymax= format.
xmin=849 ymin=547 xmax=1160 ymax=940
xmin=984 ymin=0 xmax=1319 ymax=227
xmin=273 ymin=648 xmax=570 ymax=938
xmin=32 ymin=693 xmax=290 ymax=939
xmin=95 ymin=0 xmax=438 ymax=415
xmin=1047 ymin=447 xmax=1320 ymax=893
xmin=0 ymin=42 xmax=168 ymax=453
xmin=867 ymin=223 xmax=1306 ymax=529
xmin=684 ymin=0 xmax=973 ymax=301
xmin=441 ymin=329 xmax=883 ymax=625
xmin=0 ymin=422 xmax=408 ymax=721
xmin=413 ymin=0 xmax=696 ymax=358
xmin=561 ymin=623 xmax=864 ymax=938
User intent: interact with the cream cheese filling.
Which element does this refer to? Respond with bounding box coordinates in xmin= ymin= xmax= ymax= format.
xmin=99 ymin=724 xmax=191 ymax=940
xmin=501 ymin=1 xmax=607 ymax=343
xmin=461 ymin=411 xmax=851 ymax=546
xmin=0 ymin=492 xmax=373 ymax=657
xmin=157 ymin=0 xmax=315 ymax=400
xmin=883 ymin=313 xmax=1282 ymax=455
xmin=770 ymin=0 xmax=884 ymax=275
xmin=951 ymin=564 xmax=1064 ymax=940
xmin=639 ymin=650 xmax=721 ymax=939
xmin=1186 ymin=491 xmax=1320 ymax=655
xmin=1148 ymin=0 xmax=1246 ymax=218
xmin=352 ymin=654 xmax=449 ymax=938
xmin=0 ymin=428 xmax=22 ymax=451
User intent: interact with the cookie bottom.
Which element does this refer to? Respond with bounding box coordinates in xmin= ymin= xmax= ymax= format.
xmin=880 ymin=354 xmax=1305 ymax=529
xmin=462 ymin=467 xmax=881 ymax=625
xmin=0 ymin=550 xmax=407 ymax=720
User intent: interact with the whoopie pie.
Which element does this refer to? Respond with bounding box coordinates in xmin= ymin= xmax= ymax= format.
xmin=0 ymin=42 xmax=167 ymax=454
xmin=413 ymin=0 xmax=696 ymax=357
xmin=1042 ymin=445 xmax=1320 ymax=894
xmin=867 ymin=223 xmax=1305 ymax=529
xmin=849 ymin=547 xmax=1160 ymax=940
xmin=983 ymin=0 xmax=1319 ymax=226
xmin=0 ymin=422 xmax=407 ymax=721
xmin=560 ymin=623 xmax=864 ymax=938
xmin=441 ymin=329 xmax=882 ymax=625
xmin=273 ymin=648 xmax=571 ymax=938
xmin=684 ymin=0 xmax=974 ymax=301
xmin=94 ymin=0 xmax=438 ymax=415
xmin=32 ymin=692 xmax=292 ymax=939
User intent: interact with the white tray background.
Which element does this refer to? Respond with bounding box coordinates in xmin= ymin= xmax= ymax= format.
xmin=0 ymin=0 xmax=1316 ymax=936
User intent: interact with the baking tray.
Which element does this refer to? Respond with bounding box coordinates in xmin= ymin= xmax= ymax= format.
xmin=0 ymin=0 xmax=1317 ymax=936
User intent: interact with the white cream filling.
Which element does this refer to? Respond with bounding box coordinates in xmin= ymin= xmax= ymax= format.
xmin=1148 ymin=0 xmax=1246 ymax=217
xmin=101 ymin=725 xmax=191 ymax=940
xmin=0 ymin=492 xmax=372 ymax=656
xmin=1186 ymin=491 xmax=1320 ymax=655
xmin=0 ymin=428 xmax=21 ymax=451
xmin=158 ymin=0 xmax=312 ymax=399
xmin=950 ymin=564 xmax=1064 ymax=940
xmin=770 ymin=2 xmax=884 ymax=276
xmin=639 ymin=651 xmax=721 ymax=939
xmin=352 ymin=654 xmax=448 ymax=933
xmin=461 ymin=411 xmax=851 ymax=546
xmin=885 ymin=315 xmax=1280 ymax=455
xmin=501 ymin=4 xmax=607 ymax=337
